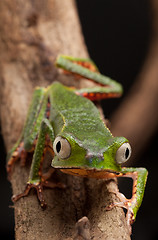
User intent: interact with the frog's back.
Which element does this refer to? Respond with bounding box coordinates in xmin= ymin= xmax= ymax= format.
xmin=49 ymin=82 xmax=113 ymax=153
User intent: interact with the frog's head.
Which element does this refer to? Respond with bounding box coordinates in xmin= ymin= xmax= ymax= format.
xmin=51 ymin=133 xmax=131 ymax=173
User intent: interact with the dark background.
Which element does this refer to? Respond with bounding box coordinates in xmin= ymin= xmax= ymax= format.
xmin=1 ymin=0 xmax=156 ymax=239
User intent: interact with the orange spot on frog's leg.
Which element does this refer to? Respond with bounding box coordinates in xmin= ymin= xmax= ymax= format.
xmin=7 ymin=139 xmax=38 ymax=177
xmin=62 ymin=60 xmax=98 ymax=79
xmin=76 ymin=91 xmax=122 ymax=101
xmin=7 ymin=142 xmax=26 ymax=175
xmin=74 ymin=61 xmax=98 ymax=72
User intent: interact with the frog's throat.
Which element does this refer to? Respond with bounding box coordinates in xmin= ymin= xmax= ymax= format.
xmin=59 ymin=168 xmax=120 ymax=179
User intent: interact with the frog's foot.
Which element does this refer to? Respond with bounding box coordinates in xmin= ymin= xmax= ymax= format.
xmin=12 ymin=179 xmax=66 ymax=209
xmin=7 ymin=142 xmax=28 ymax=177
xmin=106 ymin=191 xmax=134 ymax=234
xmin=12 ymin=182 xmax=47 ymax=208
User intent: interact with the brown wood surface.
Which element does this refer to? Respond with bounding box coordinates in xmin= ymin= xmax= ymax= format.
xmin=0 ymin=1 xmax=131 ymax=239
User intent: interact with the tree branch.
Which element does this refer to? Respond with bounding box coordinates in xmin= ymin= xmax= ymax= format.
xmin=0 ymin=1 xmax=130 ymax=239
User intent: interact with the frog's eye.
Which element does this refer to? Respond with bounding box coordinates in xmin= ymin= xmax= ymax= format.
xmin=115 ymin=143 xmax=131 ymax=164
xmin=53 ymin=136 xmax=71 ymax=159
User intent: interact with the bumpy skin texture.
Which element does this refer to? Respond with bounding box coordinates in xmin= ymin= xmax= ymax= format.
xmin=7 ymin=55 xmax=148 ymax=233
xmin=50 ymin=83 xmax=127 ymax=171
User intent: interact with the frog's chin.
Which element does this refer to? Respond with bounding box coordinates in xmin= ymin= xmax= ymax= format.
xmin=53 ymin=167 xmax=120 ymax=179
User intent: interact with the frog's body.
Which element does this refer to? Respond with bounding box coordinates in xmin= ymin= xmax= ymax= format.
xmin=7 ymin=55 xmax=148 ymax=234
xmin=50 ymin=83 xmax=125 ymax=172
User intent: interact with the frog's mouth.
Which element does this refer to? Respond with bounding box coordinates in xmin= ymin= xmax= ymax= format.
xmin=58 ymin=168 xmax=120 ymax=179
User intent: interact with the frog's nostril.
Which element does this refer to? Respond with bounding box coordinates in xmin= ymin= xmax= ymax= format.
xmin=85 ymin=152 xmax=104 ymax=166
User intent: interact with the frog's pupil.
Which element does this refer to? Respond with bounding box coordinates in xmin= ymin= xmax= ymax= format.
xmin=56 ymin=141 xmax=61 ymax=153
xmin=125 ymin=148 xmax=129 ymax=159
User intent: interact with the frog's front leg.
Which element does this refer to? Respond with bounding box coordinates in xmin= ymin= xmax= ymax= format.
xmin=107 ymin=167 xmax=148 ymax=232
xmin=12 ymin=119 xmax=62 ymax=208
xmin=7 ymin=87 xmax=46 ymax=175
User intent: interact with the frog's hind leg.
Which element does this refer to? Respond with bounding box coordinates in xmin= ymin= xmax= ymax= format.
xmin=56 ymin=55 xmax=123 ymax=101
xmin=56 ymin=55 xmax=99 ymax=74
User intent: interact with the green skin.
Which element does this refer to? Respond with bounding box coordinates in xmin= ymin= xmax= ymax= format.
xmin=7 ymin=55 xmax=148 ymax=233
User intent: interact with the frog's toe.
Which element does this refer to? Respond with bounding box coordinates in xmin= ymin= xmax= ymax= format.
xmin=12 ymin=182 xmax=47 ymax=209
xmin=106 ymin=199 xmax=134 ymax=234
xmin=12 ymin=179 xmax=66 ymax=209
xmin=42 ymin=180 xmax=66 ymax=189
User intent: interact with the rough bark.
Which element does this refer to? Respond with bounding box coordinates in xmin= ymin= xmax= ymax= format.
xmin=0 ymin=1 xmax=130 ymax=239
